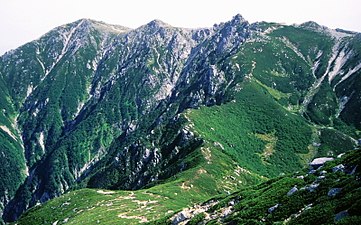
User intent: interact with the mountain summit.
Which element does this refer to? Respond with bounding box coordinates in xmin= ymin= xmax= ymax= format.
xmin=0 ymin=15 xmax=360 ymax=224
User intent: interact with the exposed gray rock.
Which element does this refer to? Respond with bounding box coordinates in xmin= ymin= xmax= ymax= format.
xmin=308 ymin=169 xmax=317 ymax=174
xmin=334 ymin=210 xmax=349 ymax=222
xmin=309 ymin=157 xmax=334 ymax=168
xmin=319 ymin=170 xmax=327 ymax=175
xmin=171 ymin=200 xmax=218 ymax=224
xmin=268 ymin=204 xmax=279 ymax=213
xmin=332 ymin=164 xmax=345 ymax=173
xmin=328 ymin=188 xmax=342 ymax=197
xmin=287 ymin=186 xmax=298 ymax=196
xmin=313 ymin=142 xmax=321 ymax=147
xmin=172 ymin=211 xmax=191 ymax=224
xmin=221 ymin=207 xmax=233 ymax=218
xmin=301 ymin=183 xmax=320 ymax=192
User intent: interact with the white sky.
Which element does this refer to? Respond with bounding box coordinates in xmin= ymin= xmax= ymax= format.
xmin=0 ymin=0 xmax=360 ymax=55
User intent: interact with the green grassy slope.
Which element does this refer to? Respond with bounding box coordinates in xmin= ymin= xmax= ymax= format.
xmin=162 ymin=148 xmax=361 ymax=225
xmin=187 ymin=80 xmax=313 ymax=177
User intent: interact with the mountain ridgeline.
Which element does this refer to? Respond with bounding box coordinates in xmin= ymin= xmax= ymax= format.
xmin=0 ymin=15 xmax=360 ymax=224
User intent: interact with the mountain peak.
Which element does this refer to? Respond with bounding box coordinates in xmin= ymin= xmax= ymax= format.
xmin=232 ymin=13 xmax=247 ymax=24
xmin=67 ymin=18 xmax=130 ymax=34
xmin=299 ymin=21 xmax=328 ymax=31
xmin=146 ymin=19 xmax=172 ymax=29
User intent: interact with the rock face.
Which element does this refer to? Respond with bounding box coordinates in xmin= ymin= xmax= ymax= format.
xmin=332 ymin=164 xmax=345 ymax=173
xmin=1 ymin=14 xmax=361 ymax=223
xmin=310 ymin=157 xmax=334 ymax=168
xmin=268 ymin=204 xmax=280 ymax=213
xmin=287 ymin=186 xmax=298 ymax=196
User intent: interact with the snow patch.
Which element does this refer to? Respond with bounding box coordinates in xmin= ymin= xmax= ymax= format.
xmin=86 ymin=61 xmax=92 ymax=69
xmin=91 ymin=59 xmax=98 ymax=70
xmin=0 ymin=125 xmax=17 ymax=141
xmin=36 ymin=57 xmax=46 ymax=74
xmin=74 ymin=147 xmax=108 ymax=179
xmin=33 ymin=108 xmax=40 ymax=117
xmin=263 ymin=26 xmax=278 ymax=34
xmin=235 ymin=63 xmax=240 ymax=71
xmin=26 ymin=85 xmax=34 ymax=98
xmin=39 ymin=132 xmax=45 ymax=153
xmin=334 ymin=63 xmax=361 ymax=88
xmin=74 ymin=101 xmax=84 ymax=118
xmin=328 ymin=48 xmax=349 ymax=83
xmin=301 ymin=40 xmax=342 ymax=113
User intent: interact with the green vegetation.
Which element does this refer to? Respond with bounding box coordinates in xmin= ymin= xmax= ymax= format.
xmin=305 ymin=82 xmax=338 ymax=125
xmin=188 ymin=80 xmax=312 ymax=177
xmin=316 ymin=128 xmax=356 ymax=157
xmin=270 ymin=25 xmax=334 ymax=78
xmin=150 ymin=149 xmax=361 ymax=224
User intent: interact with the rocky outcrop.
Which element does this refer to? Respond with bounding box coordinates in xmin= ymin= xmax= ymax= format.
xmin=309 ymin=157 xmax=334 ymax=168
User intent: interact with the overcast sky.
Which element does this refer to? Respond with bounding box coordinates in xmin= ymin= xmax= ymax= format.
xmin=0 ymin=0 xmax=360 ymax=55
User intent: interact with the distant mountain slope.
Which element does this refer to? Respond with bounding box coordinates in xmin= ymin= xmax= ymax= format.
xmin=0 ymin=15 xmax=360 ymax=223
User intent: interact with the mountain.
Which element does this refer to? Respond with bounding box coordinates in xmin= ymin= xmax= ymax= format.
xmin=0 ymin=15 xmax=360 ymax=224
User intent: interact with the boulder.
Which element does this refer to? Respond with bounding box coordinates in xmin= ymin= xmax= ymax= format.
xmin=309 ymin=157 xmax=334 ymax=168
xmin=287 ymin=186 xmax=298 ymax=196
xmin=172 ymin=211 xmax=191 ymax=224
xmin=334 ymin=210 xmax=349 ymax=222
xmin=308 ymin=169 xmax=316 ymax=174
xmin=302 ymin=183 xmax=319 ymax=192
xmin=337 ymin=153 xmax=345 ymax=158
xmin=268 ymin=204 xmax=279 ymax=213
xmin=332 ymin=164 xmax=345 ymax=173
xmin=328 ymin=188 xmax=342 ymax=197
